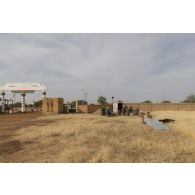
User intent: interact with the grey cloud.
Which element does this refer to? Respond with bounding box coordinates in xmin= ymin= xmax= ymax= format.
xmin=0 ymin=33 xmax=195 ymax=103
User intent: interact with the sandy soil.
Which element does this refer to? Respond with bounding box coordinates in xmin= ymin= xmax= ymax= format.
xmin=0 ymin=112 xmax=195 ymax=163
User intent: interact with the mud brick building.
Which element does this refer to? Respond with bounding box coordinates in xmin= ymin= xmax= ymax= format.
xmin=42 ymin=98 xmax=64 ymax=114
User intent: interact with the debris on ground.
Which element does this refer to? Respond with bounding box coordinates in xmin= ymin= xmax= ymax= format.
xmin=159 ymin=119 xmax=175 ymax=123
xmin=144 ymin=118 xmax=169 ymax=130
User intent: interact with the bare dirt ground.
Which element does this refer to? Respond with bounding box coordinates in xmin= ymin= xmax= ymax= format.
xmin=0 ymin=112 xmax=195 ymax=163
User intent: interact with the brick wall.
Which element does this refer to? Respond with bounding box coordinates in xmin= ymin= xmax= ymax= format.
xmin=78 ymin=104 xmax=112 ymax=113
xmin=126 ymin=103 xmax=195 ymax=112
xmin=78 ymin=105 xmax=88 ymax=113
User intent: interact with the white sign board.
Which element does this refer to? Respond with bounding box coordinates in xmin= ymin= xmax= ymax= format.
xmin=0 ymin=82 xmax=47 ymax=93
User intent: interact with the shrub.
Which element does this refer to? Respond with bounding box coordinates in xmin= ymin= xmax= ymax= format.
xmin=142 ymin=100 xmax=152 ymax=103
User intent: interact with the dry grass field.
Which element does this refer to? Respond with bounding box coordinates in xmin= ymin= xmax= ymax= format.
xmin=153 ymin=111 xmax=195 ymax=139
xmin=0 ymin=112 xmax=195 ymax=163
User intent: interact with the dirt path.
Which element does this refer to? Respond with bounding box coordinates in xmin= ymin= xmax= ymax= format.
xmin=0 ymin=113 xmax=55 ymax=158
xmin=0 ymin=113 xmax=47 ymax=139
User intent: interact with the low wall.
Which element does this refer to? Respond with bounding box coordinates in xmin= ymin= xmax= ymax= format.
xmin=78 ymin=103 xmax=195 ymax=113
xmin=78 ymin=104 xmax=112 ymax=113
xmin=126 ymin=103 xmax=195 ymax=112
xmin=78 ymin=105 xmax=89 ymax=113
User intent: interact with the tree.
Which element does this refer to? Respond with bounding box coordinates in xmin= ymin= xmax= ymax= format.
xmin=97 ymin=96 xmax=107 ymax=105
xmin=183 ymin=94 xmax=195 ymax=103
xmin=142 ymin=100 xmax=152 ymax=103
xmin=14 ymin=102 xmax=21 ymax=107
xmin=33 ymin=100 xmax=42 ymax=107
xmin=161 ymin=100 xmax=171 ymax=103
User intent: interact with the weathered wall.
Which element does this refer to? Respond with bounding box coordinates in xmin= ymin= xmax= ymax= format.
xmin=78 ymin=105 xmax=88 ymax=113
xmin=42 ymin=98 xmax=64 ymax=114
xmin=88 ymin=105 xmax=101 ymax=113
xmin=126 ymin=103 xmax=195 ymax=112
xmin=43 ymin=101 xmax=195 ymax=114
xmin=78 ymin=104 xmax=112 ymax=113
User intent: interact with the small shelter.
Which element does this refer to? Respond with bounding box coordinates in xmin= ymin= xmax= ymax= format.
xmin=42 ymin=98 xmax=64 ymax=114
xmin=113 ymin=101 xmax=123 ymax=114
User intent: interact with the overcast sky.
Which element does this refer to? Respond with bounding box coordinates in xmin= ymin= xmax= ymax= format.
xmin=0 ymin=33 xmax=195 ymax=103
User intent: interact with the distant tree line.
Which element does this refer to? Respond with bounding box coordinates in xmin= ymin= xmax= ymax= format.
xmin=13 ymin=100 xmax=42 ymax=107
xmin=10 ymin=94 xmax=195 ymax=109
xmin=182 ymin=94 xmax=195 ymax=103
xmin=142 ymin=100 xmax=152 ymax=103
xmin=141 ymin=94 xmax=195 ymax=104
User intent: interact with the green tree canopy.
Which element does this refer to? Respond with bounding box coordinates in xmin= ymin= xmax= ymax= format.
xmin=183 ymin=94 xmax=195 ymax=103
xmin=142 ymin=100 xmax=152 ymax=103
xmin=14 ymin=102 xmax=21 ymax=107
xmin=97 ymin=96 xmax=107 ymax=105
xmin=33 ymin=100 xmax=42 ymax=107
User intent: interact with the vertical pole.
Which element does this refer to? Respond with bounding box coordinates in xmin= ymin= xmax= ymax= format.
xmin=21 ymin=93 xmax=26 ymax=113
xmin=42 ymin=91 xmax=46 ymax=99
xmin=112 ymin=97 xmax=114 ymax=104
xmin=1 ymin=91 xmax=6 ymax=113
xmin=112 ymin=97 xmax=114 ymax=112
xmin=84 ymin=92 xmax=88 ymax=104
xmin=76 ymin=100 xmax=78 ymax=113
xmin=13 ymin=93 xmax=16 ymax=113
